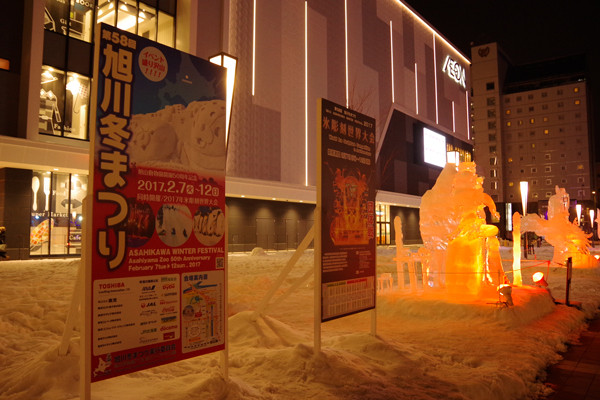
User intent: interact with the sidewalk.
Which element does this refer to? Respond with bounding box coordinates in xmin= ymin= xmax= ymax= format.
xmin=543 ymin=316 xmax=600 ymax=399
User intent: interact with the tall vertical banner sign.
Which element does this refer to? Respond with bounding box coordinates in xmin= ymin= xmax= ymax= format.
xmin=87 ymin=23 xmax=227 ymax=382
xmin=317 ymin=99 xmax=376 ymax=322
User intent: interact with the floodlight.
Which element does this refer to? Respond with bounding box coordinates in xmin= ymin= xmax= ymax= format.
xmin=532 ymin=272 xmax=548 ymax=287
xmin=497 ymin=284 xmax=513 ymax=306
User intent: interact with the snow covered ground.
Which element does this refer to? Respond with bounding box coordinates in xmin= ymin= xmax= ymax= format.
xmin=1 ymin=245 xmax=600 ymax=400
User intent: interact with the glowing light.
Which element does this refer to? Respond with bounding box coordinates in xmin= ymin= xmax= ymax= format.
xmin=423 ymin=128 xmax=446 ymax=168
xmin=433 ymin=34 xmax=438 ymax=124
xmin=576 ymin=204 xmax=582 ymax=225
xmin=344 ymin=0 xmax=349 ymax=108
xmin=520 ymin=181 xmax=528 ymax=216
xmin=305 ymin=1 xmax=308 ymax=186
xmin=414 ymin=63 xmax=418 ymax=114
xmin=252 ymin=0 xmax=256 ymax=96
xmin=465 ymin=90 xmax=470 ymax=140
xmin=442 ymin=55 xmax=467 ymax=88
xmin=532 ymin=272 xmax=548 ymax=287
xmin=590 ymin=209 xmax=595 ymax=228
xmin=390 ymin=20 xmax=395 ymax=103
xmin=451 ymin=100 xmax=455 ymax=132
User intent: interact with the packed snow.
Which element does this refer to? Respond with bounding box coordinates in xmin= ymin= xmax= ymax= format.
xmin=1 ymin=244 xmax=600 ymax=400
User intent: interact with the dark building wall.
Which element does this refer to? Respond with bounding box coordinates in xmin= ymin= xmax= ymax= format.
xmin=227 ymin=198 xmax=314 ymax=252
xmin=378 ymin=109 xmax=473 ymax=197
xmin=0 ymin=2 xmax=25 ymax=137
xmin=0 ymin=168 xmax=33 ymax=259
xmin=390 ymin=206 xmax=422 ymax=245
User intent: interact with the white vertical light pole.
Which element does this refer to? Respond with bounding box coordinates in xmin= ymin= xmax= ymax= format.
xmin=520 ymin=181 xmax=528 ymax=259
xmin=590 ymin=208 xmax=595 ymax=247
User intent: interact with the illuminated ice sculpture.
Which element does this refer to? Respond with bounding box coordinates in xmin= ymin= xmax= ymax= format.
xmin=520 ymin=186 xmax=593 ymax=268
xmin=419 ymin=162 xmax=506 ymax=296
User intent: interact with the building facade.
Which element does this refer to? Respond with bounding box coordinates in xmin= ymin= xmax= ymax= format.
xmin=471 ymin=43 xmax=594 ymax=238
xmin=0 ymin=0 xmax=472 ymax=259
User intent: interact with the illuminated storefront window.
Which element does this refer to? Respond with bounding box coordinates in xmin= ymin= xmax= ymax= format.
xmin=376 ymin=204 xmax=390 ymax=245
xmin=30 ymin=171 xmax=87 ymax=256
xmin=39 ymin=66 xmax=90 ymax=139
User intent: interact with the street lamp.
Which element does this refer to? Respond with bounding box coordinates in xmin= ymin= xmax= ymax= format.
xmin=520 ymin=181 xmax=528 ymax=259
xmin=209 ymin=52 xmax=238 ymax=146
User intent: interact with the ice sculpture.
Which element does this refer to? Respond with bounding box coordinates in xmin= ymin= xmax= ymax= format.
xmin=520 ymin=186 xmax=592 ymax=268
xmin=419 ymin=162 xmax=506 ymax=296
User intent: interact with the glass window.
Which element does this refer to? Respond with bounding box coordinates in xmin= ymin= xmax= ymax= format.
xmin=39 ymin=66 xmax=65 ymax=136
xmin=157 ymin=11 xmax=175 ymax=46
xmin=488 ymin=134 xmax=496 ymax=141
xmin=97 ymin=0 xmax=175 ymax=44
xmin=489 ymin=145 xmax=496 ymax=153
xmin=488 ymin=121 xmax=496 ymax=129
xmin=97 ymin=0 xmax=117 ymax=25
xmin=30 ymin=171 xmax=87 ymax=256
xmin=117 ymin=0 xmax=138 ymax=33
xmin=376 ymin=204 xmax=390 ymax=245
xmin=529 ymin=118 xmax=535 ymax=124
xmin=486 ymin=82 xmax=495 ymax=90
xmin=505 ymin=109 xmax=511 ymax=115
xmin=138 ymin=3 xmax=157 ymax=40
xmin=43 ymin=0 xmax=95 ymax=42
xmin=65 ymin=72 xmax=90 ymax=139
xmin=39 ymin=66 xmax=90 ymax=139
xmin=545 ymin=166 xmax=551 ymax=173
xmin=487 ymin=109 xmax=496 ymax=118
xmin=490 ymin=169 xmax=497 ymax=178
xmin=70 ymin=0 xmax=95 ymax=41
xmin=574 ymin=87 xmax=579 ymax=93
xmin=486 ymin=97 xmax=496 ymax=106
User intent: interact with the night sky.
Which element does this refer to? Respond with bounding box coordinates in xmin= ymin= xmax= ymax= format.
xmin=404 ymin=0 xmax=600 ymax=157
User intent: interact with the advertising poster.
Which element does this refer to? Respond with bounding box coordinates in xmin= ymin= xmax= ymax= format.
xmin=318 ymin=98 xmax=376 ymax=322
xmin=89 ymin=23 xmax=227 ymax=382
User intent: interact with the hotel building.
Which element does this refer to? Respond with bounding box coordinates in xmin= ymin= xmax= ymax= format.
xmin=470 ymin=43 xmax=593 ymax=238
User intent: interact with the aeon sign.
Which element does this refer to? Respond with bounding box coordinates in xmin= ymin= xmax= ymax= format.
xmin=442 ymin=55 xmax=466 ymax=89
